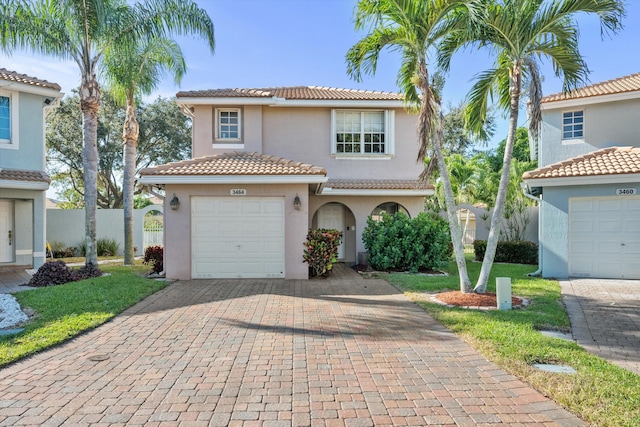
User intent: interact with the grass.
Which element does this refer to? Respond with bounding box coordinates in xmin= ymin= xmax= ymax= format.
xmin=0 ymin=263 xmax=166 ymax=367
xmin=383 ymin=258 xmax=640 ymax=427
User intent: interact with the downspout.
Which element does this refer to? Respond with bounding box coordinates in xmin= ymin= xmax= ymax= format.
xmin=521 ymin=182 xmax=542 ymax=276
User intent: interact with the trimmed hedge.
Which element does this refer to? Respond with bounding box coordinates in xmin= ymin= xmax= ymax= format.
xmin=473 ymin=240 xmax=538 ymax=265
xmin=362 ymin=212 xmax=451 ymax=273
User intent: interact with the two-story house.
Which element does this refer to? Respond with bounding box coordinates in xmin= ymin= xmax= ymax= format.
xmin=139 ymin=86 xmax=432 ymax=280
xmin=0 ymin=68 xmax=62 ymax=269
xmin=523 ymin=73 xmax=640 ymax=280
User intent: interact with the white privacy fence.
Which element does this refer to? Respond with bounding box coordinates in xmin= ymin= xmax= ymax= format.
xmin=47 ymin=204 xmax=164 ymax=256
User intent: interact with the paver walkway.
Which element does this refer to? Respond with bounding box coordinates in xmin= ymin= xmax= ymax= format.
xmin=561 ymin=278 xmax=640 ymax=376
xmin=0 ymin=266 xmax=583 ymax=426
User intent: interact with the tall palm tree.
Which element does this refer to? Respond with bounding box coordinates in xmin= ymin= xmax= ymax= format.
xmin=0 ymin=0 xmax=214 ymax=266
xmin=347 ymin=0 xmax=482 ymax=293
xmin=102 ymin=36 xmax=186 ymax=265
xmin=440 ymin=0 xmax=624 ymax=292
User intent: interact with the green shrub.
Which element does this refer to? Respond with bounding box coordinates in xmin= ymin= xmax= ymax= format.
xmin=77 ymin=238 xmax=120 ymax=257
xmin=473 ymin=240 xmax=538 ymax=264
xmin=143 ymin=246 xmax=164 ymax=273
xmin=303 ymin=229 xmax=342 ymax=277
xmin=49 ymin=241 xmax=76 ymax=258
xmin=362 ymin=212 xmax=451 ymax=273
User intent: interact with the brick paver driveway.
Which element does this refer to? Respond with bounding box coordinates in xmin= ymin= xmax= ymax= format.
xmin=0 ymin=266 xmax=583 ymax=426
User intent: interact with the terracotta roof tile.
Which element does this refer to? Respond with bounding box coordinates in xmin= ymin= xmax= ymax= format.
xmin=177 ymin=86 xmax=403 ymax=101
xmin=0 ymin=168 xmax=51 ymax=183
xmin=0 ymin=68 xmax=61 ymax=92
xmin=541 ymin=72 xmax=640 ymax=103
xmin=139 ymin=152 xmax=327 ymax=177
xmin=523 ymin=147 xmax=640 ymax=180
xmin=326 ymin=179 xmax=434 ymax=190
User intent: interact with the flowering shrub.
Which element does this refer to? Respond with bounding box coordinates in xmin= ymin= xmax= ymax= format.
xmin=303 ymin=229 xmax=342 ymax=277
xmin=143 ymin=246 xmax=164 ymax=273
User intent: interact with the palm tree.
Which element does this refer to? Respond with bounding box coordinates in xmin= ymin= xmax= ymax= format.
xmin=347 ymin=0 xmax=483 ymax=293
xmin=102 ymin=36 xmax=186 ymax=265
xmin=0 ymin=0 xmax=214 ymax=266
xmin=440 ymin=0 xmax=624 ymax=292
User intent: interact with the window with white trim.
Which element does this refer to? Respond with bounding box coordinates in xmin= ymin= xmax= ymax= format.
xmin=332 ymin=110 xmax=394 ymax=156
xmin=562 ymin=110 xmax=584 ymax=140
xmin=0 ymin=91 xmax=18 ymax=149
xmin=215 ymin=108 xmax=241 ymax=141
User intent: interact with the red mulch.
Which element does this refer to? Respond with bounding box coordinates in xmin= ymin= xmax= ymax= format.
xmin=435 ymin=291 xmax=523 ymax=308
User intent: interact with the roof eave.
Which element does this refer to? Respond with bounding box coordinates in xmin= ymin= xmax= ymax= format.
xmin=541 ymin=90 xmax=640 ymax=110
xmin=0 ymin=80 xmax=62 ymax=98
xmin=138 ymin=175 xmax=328 ymax=185
xmin=0 ymin=179 xmax=49 ymax=190
xmin=319 ymin=188 xmax=433 ymax=196
xmin=176 ymin=97 xmax=405 ymax=108
xmin=523 ymin=173 xmax=640 ymax=187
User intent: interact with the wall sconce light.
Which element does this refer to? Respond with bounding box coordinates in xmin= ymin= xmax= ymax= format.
xmin=293 ymin=194 xmax=302 ymax=210
xmin=169 ymin=193 xmax=180 ymax=210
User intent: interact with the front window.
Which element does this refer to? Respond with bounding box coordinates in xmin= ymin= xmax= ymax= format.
xmin=562 ymin=110 xmax=584 ymax=140
xmin=333 ymin=110 xmax=393 ymax=155
xmin=0 ymin=95 xmax=11 ymax=142
xmin=0 ymin=91 xmax=18 ymax=149
xmin=370 ymin=202 xmax=409 ymax=221
xmin=215 ymin=108 xmax=241 ymax=141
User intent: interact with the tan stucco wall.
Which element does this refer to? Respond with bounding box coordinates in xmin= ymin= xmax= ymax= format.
xmin=309 ymin=195 xmax=425 ymax=262
xmin=163 ymin=183 xmax=309 ymax=280
xmin=189 ymin=104 xmax=424 ymax=181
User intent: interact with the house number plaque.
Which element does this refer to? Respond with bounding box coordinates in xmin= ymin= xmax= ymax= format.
xmin=230 ymin=189 xmax=247 ymax=196
xmin=616 ymin=188 xmax=636 ymax=196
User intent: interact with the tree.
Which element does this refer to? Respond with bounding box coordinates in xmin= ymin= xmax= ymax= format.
xmin=0 ymin=0 xmax=214 ymax=266
xmin=46 ymin=94 xmax=192 ymax=208
xmin=442 ymin=102 xmax=495 ymax=156
xmin=347 ymin=0 xmax=482 ymax=293
xmin=102 ymin=36 xmax=186 ymax=265
xmin=440 ymin=0 xmax=624 ymax=292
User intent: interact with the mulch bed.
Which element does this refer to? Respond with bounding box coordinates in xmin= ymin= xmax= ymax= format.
xmin=434 ymin=291 xmax=524 ymax=308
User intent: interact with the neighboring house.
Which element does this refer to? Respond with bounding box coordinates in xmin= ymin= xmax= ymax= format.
xmin=523 ymin=73 xmax=640 ymax=280
xmin=0 ymin=68 xmax=62 ymax=268
xmin=139 ymin=86 xmax=432 ymax=279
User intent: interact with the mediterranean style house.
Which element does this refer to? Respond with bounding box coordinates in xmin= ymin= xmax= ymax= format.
xmin=523 ymin=72 xmax=640 ymax=280
xmin=139 ymin=86 xmax=432 ymax=279
xmin=0 ymin=68 xmax=62 ymax=269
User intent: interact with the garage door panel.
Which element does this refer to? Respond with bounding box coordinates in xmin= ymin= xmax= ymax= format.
xmin=569 ymin=196 xmax=640 ymax=279
xmin=191 ymin=197 xmax=285 ymax=279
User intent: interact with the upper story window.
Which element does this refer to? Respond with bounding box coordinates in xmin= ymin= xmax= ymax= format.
xmin=0 ymin=90 xmax=18 ymax=150
xmin=332 ymin=110 xmax=394 ymax=157
xmin=215 ymin=108 xmax=241 ymax=142
xmin=562 ymin=110 xmax=584 ymax=140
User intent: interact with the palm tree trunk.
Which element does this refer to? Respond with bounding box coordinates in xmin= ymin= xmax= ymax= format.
xmin=79 ymin=73 xmax=101 ymax=266
xmin=434 ymin=111 xmax=473 ymax=293
xmin=474 ymin=66 xmax=521 ymax=293
xmin=123 ymin=96 xmax=139 ymax=265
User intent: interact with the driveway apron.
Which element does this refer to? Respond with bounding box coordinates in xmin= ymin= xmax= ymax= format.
xmin=0 ymin=266 xmax=583 ymax=426
xmin=561 ymin=278 xmax=640 ymax=376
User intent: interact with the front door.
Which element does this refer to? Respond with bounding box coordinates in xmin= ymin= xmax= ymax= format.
xmin=317 ymin=203 xmax=345 ymax=259
xmin=0 ymin=200 xmax=13 ymax=263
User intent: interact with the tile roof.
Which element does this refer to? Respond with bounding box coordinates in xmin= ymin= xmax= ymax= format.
xmin=0 ymin=68 xmax=61 ymax=92
xmin=0 ymin=168 xmax=51 ymax=184
xmin=177 ymin=86 xmax=403 ymax=101
xmin=326 ymin=179 xmax=434 ymax=190
xmin=139 ymin=152 xmax=327 ymax=177
xmin=523 ymin=147 xmax=640 ymax=180
xmin=541 ymin=72 xmax=640 ymax=103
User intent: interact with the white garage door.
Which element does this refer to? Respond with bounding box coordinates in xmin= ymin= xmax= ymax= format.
xmin=569 ymin=196 xmax=640 ymax=279
xmin=191 ymin=197 xmax=285 ymax=279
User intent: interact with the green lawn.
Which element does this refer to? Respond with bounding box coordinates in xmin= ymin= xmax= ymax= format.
xmin=0 ymin=263 xmax=166 ymax=367
xmin=383 ymin=259 xmax=640 ymax=427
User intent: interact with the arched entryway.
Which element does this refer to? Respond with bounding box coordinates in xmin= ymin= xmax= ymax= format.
xmin=312 ymin=202 xmax=356 ymax=263
xmin=143 ymin=209 xmax=164 ymax=250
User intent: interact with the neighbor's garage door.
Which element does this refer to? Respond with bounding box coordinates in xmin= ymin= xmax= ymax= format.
xmin=191 ymin=197 xmax=285 ymax=279
xmin=569 ymin=196 xmax=640 ymax=279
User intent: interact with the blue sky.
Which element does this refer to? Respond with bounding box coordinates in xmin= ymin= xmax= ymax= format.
xmin=1 ymin=0 xmax=639 ymax=151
